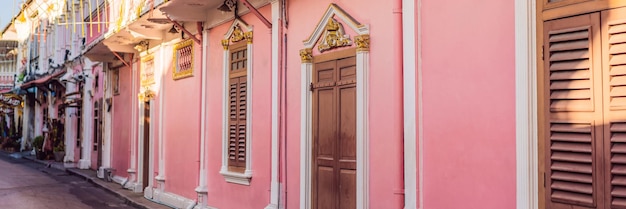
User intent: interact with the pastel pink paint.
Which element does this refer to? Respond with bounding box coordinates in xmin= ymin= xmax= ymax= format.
xmin=204 ymin=6 xmax=273 ymax=209
xmin=111 ymin=64 xmax=132 ymax=178
xmin=421 ymin=0 xmax=516 ymax=208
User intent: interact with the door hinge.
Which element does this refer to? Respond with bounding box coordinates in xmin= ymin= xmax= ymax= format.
xmin=309 ymin=83 xmax=314 ymax=92
xmin=541 ymin=45 xmax=544 ymax=61
xmin=543 ymin=172 xmax=546 ymax=188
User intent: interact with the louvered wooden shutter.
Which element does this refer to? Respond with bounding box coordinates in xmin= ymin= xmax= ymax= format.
xmin=544 ymin=13 xmax=605 ymax=209
xmin=228 ymin=77 xmax=247 ymax=171
xmin=601 ymin=8 xmax=626 ymax=208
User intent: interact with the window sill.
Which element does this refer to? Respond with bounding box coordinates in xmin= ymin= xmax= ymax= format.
xmin=219 ymin=169 xmax=252 ymax=186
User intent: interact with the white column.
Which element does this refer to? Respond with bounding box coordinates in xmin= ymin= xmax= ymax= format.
xmin=402 ymin=0 xmax=418 ymax=208
xmin=20 ymin=97 xmax=30 ymax=151
xmin=266 ymin=0 xmax=280 ymax=209
xmin=99 ymin=63 xmax=113 ymax=178
xmin=64 ymin=78 xmax=76 ymax=163
xmin=156 ymin=42 xmax=166 ymax=196
xmin=34 ymin=90 xmax=42 ymax=138
xmin=78 ymin=70 xmax=94 ymax=169
xmin=127 ymin=57 xmax=140 ymax=192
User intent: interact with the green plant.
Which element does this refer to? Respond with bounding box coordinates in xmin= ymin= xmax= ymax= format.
xmin=17 ymin=71 xmax=25 ymax=82
xmin=53 ymin=143 xmax=64 ymax=152
xmin=32 ymin=136 xmax=43 ymax=150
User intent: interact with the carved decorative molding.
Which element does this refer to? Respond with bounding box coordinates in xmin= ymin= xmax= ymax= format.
xmin=138 ymin=89 xmax=155 ymax=102
xmin=221 ymin=40 xmax=230 ymax=50
xmin=355 ymin=35 xmax=370 ymax=52
xmin=222 ymin=19 xmax=253 ymax=50
xmin=245 ymin=31 xmax=254 ymax=44
xmin=300 ymin=48 xmax=313 ymax=63
xmin=230 ymin=26 xmax=246 ymax=43
xmin=318 ymin=18 xmax=352 ymax=53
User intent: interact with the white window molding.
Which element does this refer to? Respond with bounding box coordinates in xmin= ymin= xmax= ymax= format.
xmin=220 ymin=19 xmax=254 ymax=185
xmin=299 ymin=4 xmax=370 ymax=209
xmin=515 ymin=0 xmax=538 ymax=208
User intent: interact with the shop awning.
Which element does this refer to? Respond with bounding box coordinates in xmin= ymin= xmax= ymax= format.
xmin=20 ymin=70 xmax=66 ymax=90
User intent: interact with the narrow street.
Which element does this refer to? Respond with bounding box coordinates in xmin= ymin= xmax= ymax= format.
xmin=0 ymin=153 xmax=137 ymax=209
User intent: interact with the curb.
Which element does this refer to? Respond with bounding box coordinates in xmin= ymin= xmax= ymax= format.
xmin=19 ymin=154 xmax=166 ymax=209
xmin=65 ymin=168 xmax=155 ymax=209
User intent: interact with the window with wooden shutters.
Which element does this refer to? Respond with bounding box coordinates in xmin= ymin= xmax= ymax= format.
xmin=543 ymin=13 xmax=605 ymax=209
xmin=228 ymin=42 xmax=248 ymax=172
xmin=220 ymin=20 xmax=253 ymax=185
xmin=602 ymin=7 xmax=626 ymax=208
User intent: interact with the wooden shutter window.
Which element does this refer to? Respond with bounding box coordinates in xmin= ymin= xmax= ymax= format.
xmin=602 ymin=8 xmax=626 ymax=208
xmin=544 ymin=13 xmax=604 ymax=209
xmin=549 ymin=121 xmax=595 ymax=205
xmin=227 ymin=42 xmax=248 ymax=173
xmin=548 ymin=26 xmax=594 ymax=112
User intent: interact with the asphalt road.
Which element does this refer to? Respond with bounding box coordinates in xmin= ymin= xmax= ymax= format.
xmin=0 ymin=153 xmax=138 ymax=209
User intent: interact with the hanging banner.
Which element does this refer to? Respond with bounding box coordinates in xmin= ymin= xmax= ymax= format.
xmin=140 ymin=54 xmax=155 ymax=87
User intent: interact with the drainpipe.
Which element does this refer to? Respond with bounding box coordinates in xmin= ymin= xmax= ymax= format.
xmin=394 ymin=0 xmax=409 ymax=208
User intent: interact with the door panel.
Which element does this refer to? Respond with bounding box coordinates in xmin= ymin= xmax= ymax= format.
xmin=312 ymin=55 xmax=357 ymax=209
xmin=543 ymin=12 xmax=604 ymax=209
xmin=602 ymin=7 xmax=626 ymax=208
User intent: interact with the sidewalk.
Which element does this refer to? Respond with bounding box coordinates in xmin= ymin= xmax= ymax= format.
xmin=14 ymin=152 xmax=173 ymax=209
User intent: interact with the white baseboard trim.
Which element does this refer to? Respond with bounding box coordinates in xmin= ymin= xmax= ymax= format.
xmin=264 ymin=203 xmax=278 ymax=209
xmin=193 ymin=204 xmax=219 ymax=209
xmin=112 ymin=175 xmax=127 ymax=186
xmin=77 ymin=159 xmax=91 ymax=169
xmin=144 ymin=186 xmax=154 ymax=199
xmin=150 ymin=189 xmax=196 ymax=209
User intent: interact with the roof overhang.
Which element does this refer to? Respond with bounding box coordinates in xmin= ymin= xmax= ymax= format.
xmin=159 ymin=0 xmax=270 ymax=28
xmin=20 ymin=70 xmax=66 ymax=90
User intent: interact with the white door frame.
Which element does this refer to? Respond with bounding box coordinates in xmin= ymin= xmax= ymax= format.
xmin=137 ymin=99 xmax=155 ymax=193
xmin=515 ymin=0 xmax=539 ymax=208
xmin=298 ymin=4 xmax=370 ymax=209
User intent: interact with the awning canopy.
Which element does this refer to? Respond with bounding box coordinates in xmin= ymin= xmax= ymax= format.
xmin=20 ymin=70 xmax=66 ymax=90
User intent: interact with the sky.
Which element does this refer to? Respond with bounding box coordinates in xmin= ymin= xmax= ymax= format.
xmin=0 ymin=0 xmax=22 ymax=30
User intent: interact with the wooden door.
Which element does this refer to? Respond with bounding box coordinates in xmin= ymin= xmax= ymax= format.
xmin=543 ymin=13 xmax=605 ymax=208
xmin=601 ymin=7 xmax=626 ymax=208
xmin=312 ymin=55 xmax=357 ymax=209
xmin=142 ymin=101 xmax=150 ymax=189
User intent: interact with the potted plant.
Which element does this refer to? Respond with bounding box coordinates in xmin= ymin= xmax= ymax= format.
xmin=53 ymin=143 xmax=65 ymax=162
xmin=32 ymin=136 xmax=44 ymax=160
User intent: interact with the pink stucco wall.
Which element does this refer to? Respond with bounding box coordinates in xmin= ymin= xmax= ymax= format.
xmin=421 ymin=0 xmax=516 ymax=208
xmin=285 ymin=1 xmax=404 ymax=208
xmin=162 ymin=40 xmax=201 ymax=200
xmin=204 ymin=6 xmax=273 ymax=208
xmin=111 ymin=64 xmax=132 ymax=178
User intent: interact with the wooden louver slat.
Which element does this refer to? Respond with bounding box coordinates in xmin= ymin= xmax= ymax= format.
xmin=549 ymin=121 xmax=597 ymax=207
xmin=611 ymin=122 xmax=626 ymax=206
xmin=548 ymin=26 xmax=593 ymax=112
xmin=228 ymin=77 xmax=247 ymax=170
